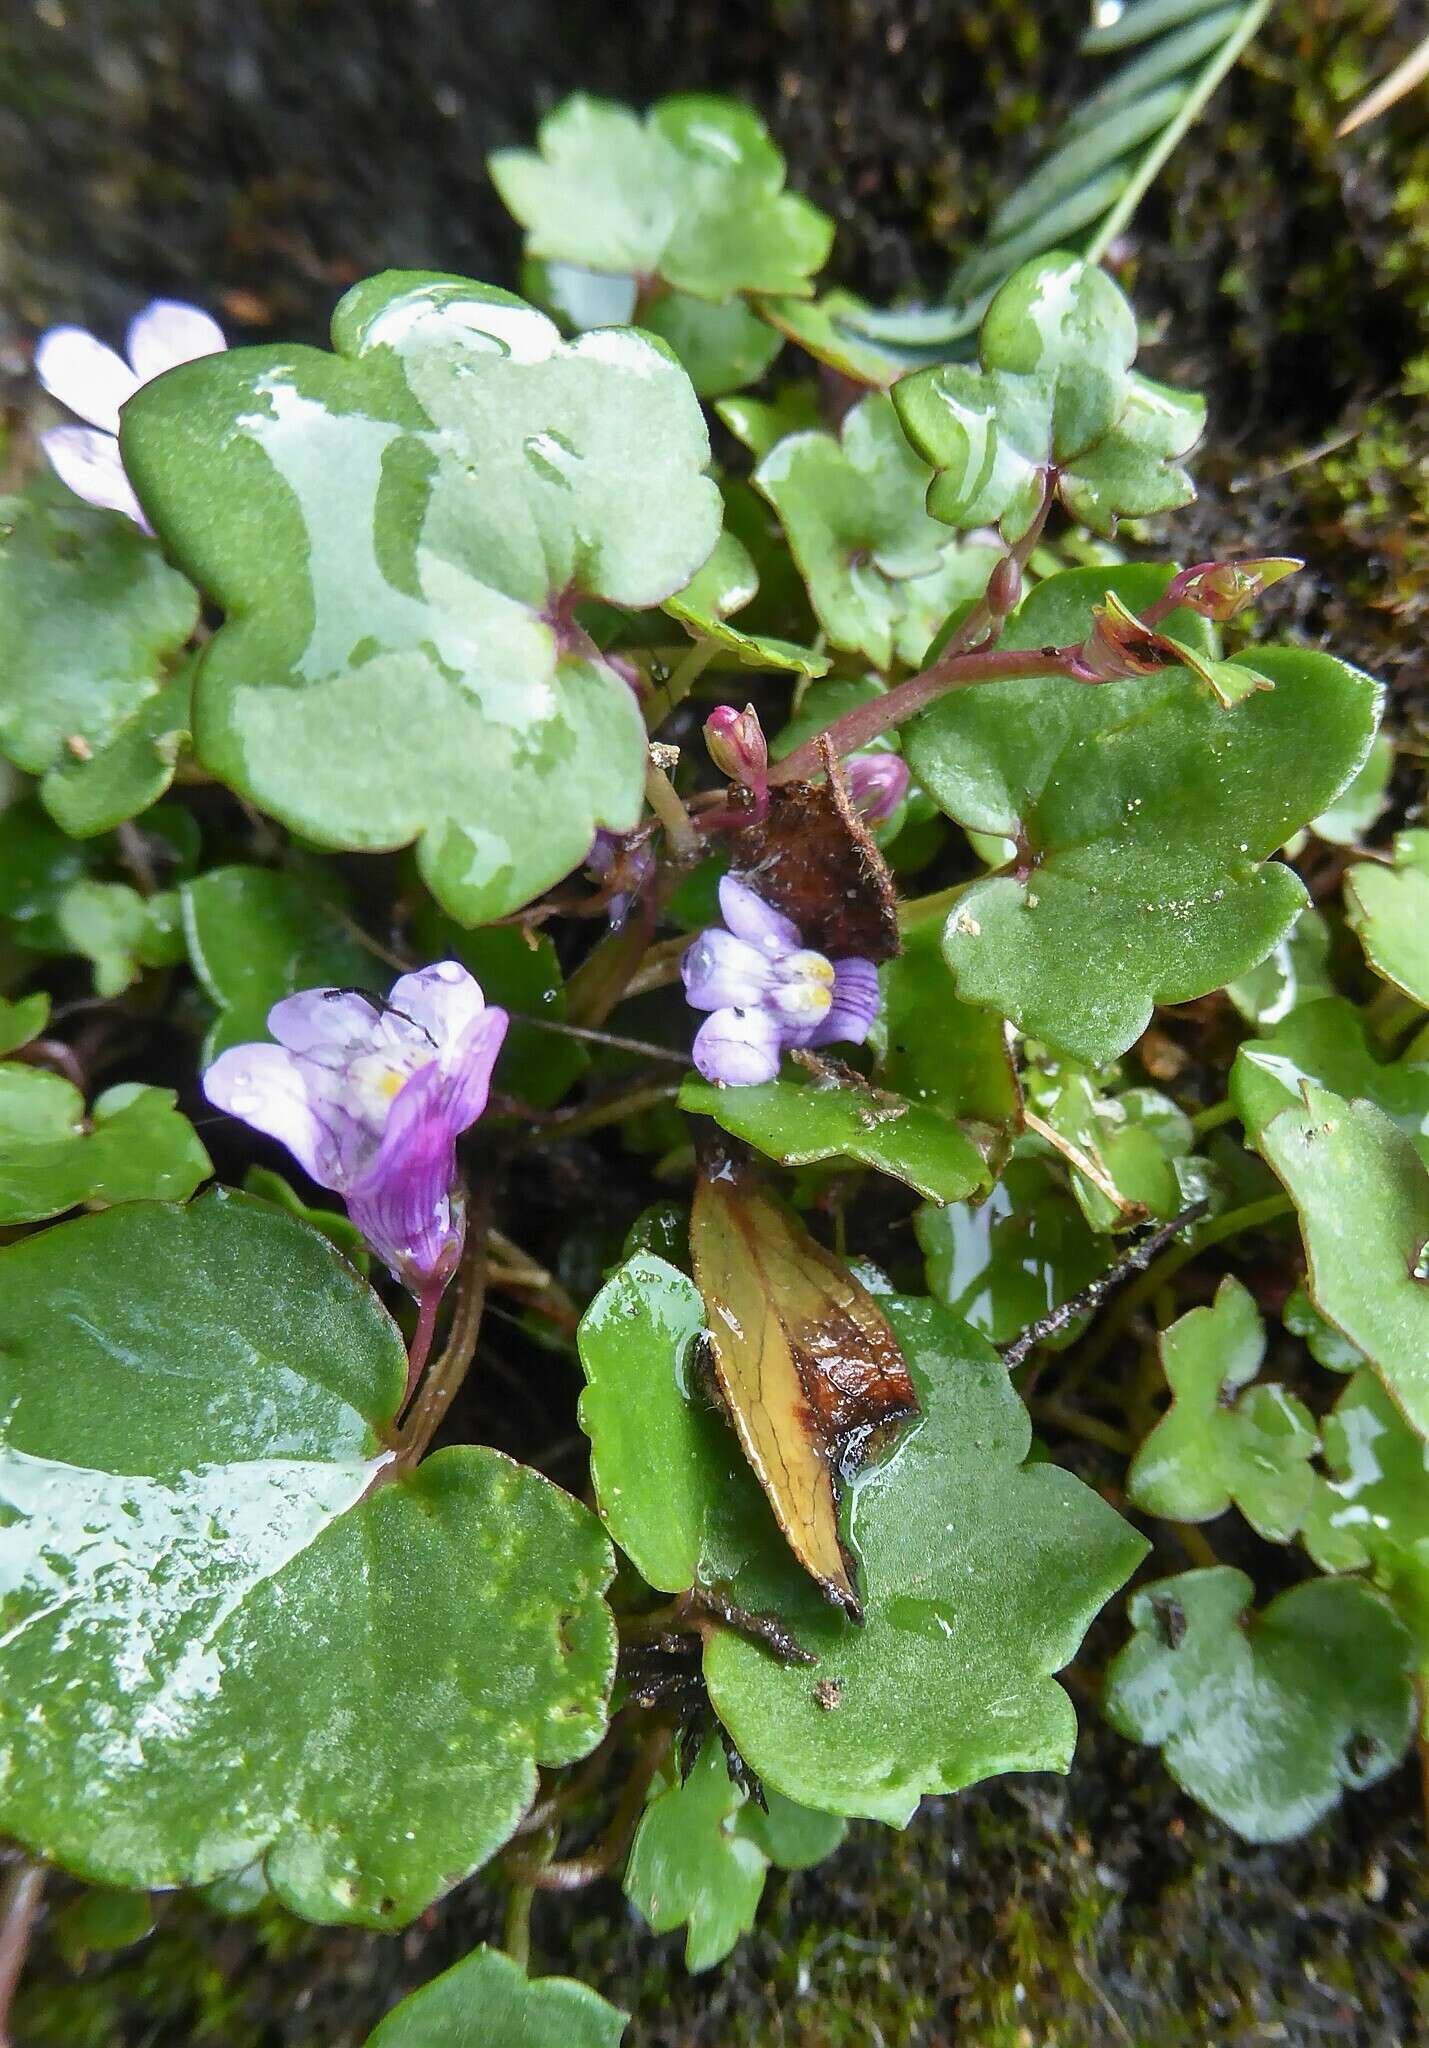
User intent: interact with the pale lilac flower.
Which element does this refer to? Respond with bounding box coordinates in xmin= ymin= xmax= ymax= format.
xmin=845 ymin=751 xmax=909 ymax=826
xmin=204 ymin=963 xmax=508 ymax=1298
xmin=682 ymin=875 xmax=879 ymax=1086
xmin=35 ymin=298 xmax=226 ymax=528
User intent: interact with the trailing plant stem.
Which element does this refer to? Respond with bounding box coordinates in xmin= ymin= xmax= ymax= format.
xmin=769 ymin=644 xmax=1097 ymax=785
xmin=0 ymin=1856 xmax=43 ymax=2048
xmin=392 ymin=1189 xmax=492 ymax=1471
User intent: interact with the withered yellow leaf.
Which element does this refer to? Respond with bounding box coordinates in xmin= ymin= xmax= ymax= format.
xmin=690 ymin=1151 xmax=918 ymax=1621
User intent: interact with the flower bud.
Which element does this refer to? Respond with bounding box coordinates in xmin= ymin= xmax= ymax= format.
xmin=704 ymin=704 xmax=768 ymax=794
xmin=1165 ymin=557 xmax=1302 ymax=622
xmin=986 ymin=553 xmax=1023 ymax=618
xmin=845 ymin=751 xmax=910 ymax=825
xmin=1079 ymin=592 xmax=1166 ymax=682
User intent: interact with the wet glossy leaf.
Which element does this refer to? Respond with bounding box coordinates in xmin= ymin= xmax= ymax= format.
xmin=717 ymin=385 xmax=822 ymax=462
xmin=585 ymin=1268 xmax=1142 ymax=1816
xmin=122 ymin=274 xmax=721 ymax=922
xmin=905 ymin=566 xmax=1380 ymax=1062
xmin=0 ymin=801 xmax=99 ymax=954
xmin=916 ymin=1155 xmax=1106 ymax=1347
xmin=56 ymin=880 xmax=184 ymax=996
xmin=525 ymin=256 xmax=783 ymax=398
xmin=1301 ymin=1369 xmax=1429 ymax=1585
xmin=755 ymin=291 xmax=908 ymax=389
xmin=1283 ymin=1286 xmax=1364 ymax=1373
xmin=366 ymin=1945 xmax=627 ymax=2048
xmin=490 ymin=95 xmax=831 ymax=301
xmin=679 ymin=1075 xmax=991 ymax=1205
xmin=576 ymin=1252 xmax=750 ymax=1594
xmin=1231 ymin=996 xmax=1429 ymax=1165
xmin=1127 ymin=1278 xmax=1316 ymax=1540
xmin=0 ymin=1191 xmax=616 ymax=1925
xmin=53 ymin=1887 xmax=155 ymax=1969
xmin=875 ymin=915 xmax=1021 ymax=1131
xmin=1026 ymin=1064 xmax=1194 ymax=1231
xmin=624 ymin=1737 xmax=768 ymax=1972
xmin=182 ymin=864 xmax=376 ymax=1062
xmin=1345 ymin=830 xmax=1429 ymax=1009
xmin=243 ymin=1166 xmax=371 ymax=1273
xmin=642 ymin=292 xmax=783 ymax=397
xmin=690 ymin=1158 xmax=919 ymax=1618
xmin=893 ymin=256 xmax=1202 ymax=539
xmin=754 ymin=393 xmax=999 ymax=667
xmin=0 ymin=990 xmax=48 ymax=1056
xmin=44 ymin=659 xmax=195 ymax=840
xmin=1224 ymin=906 xmax=1334 ymax=1027
xmin=733 ymin=1785 xmax=846 ymax=1869
xmin=1261 ymin=1086 xmax=1429 ymax=1440
xmin=0 ymin=488 xmax=198 ymax=830
xmin=663 ymin=532 xmax=828 ymax=677
xmin=1311 ymin=730 xmax=1393 ymax=846
xmin=1105 ymin=1568 xmax=1414 ymax=1841
xmin=704 ymin=1294 xmax=1146 ymax=1820
xmin=0 ymin=1069 xmax=211 ymax=1224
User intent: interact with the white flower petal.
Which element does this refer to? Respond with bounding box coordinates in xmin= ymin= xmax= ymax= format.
xmin=384 ymin=962 xmax=486 ymax=1060
xmin=35 ymin=326 xmax=139 ymax=434
xmin=39 ymin=426 xmax=148 ymax=527
xmin=125 ymin=298 xmax=227 ymax=383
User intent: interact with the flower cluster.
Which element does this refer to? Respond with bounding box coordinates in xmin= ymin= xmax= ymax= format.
xmin=205 ymin=963 xmax=507 ymax=1299
xmin=36 ymin=297 xmax=226 ymax=528
xmin=682 ymin=875 xmax=879 ymax=1086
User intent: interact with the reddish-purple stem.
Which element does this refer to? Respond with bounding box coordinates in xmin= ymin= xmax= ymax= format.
xmin=401 ymin=1278 xmax=446 ymax=1410
xmin=768 ymin=644 xmax=1096 ymax=786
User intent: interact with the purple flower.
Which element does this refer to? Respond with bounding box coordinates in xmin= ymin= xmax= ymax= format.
xmin=845 ymin=751 xmax=909 ymax=826
xmin=35 ymin=298 xmax=226 ymax=528
xmin=682 ymin=875 xmax=880 ymax=1086
xmin=204 ymin=963 xmax=508 ymax=1298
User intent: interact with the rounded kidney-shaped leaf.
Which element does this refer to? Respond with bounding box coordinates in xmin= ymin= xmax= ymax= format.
xmin=490 ymin=94 xmax=831 ymax=302
xmin=580 ymin=1262 xmax=1143 ymax=1820
xmin=0 ymin=1192 xmax=615 ymax=1926
xmin=366 ymin=1946 xmax=626 ymax=2048
xmin=1261 ymin=1085 xmax=1429 ymax=1441
xmin=1346 ymin=830 xmax=1429 ymax=1009
xmin=1231 ymin=996 xmax=1429 ymax=1166
xmin=893 ymin=256 xmax=1203 ymax=540
xmin=905 ymin=566 xmax=1381 ymax=1062
xmin=1127 ymin=1277 xmax=1316 ymax=1541
xmin=1106 ymin=1568 xmax=1414 ymax=1842
xmin=624 ymin=1736 xmax=768 ymax=1973
xmin=0 ymin=487 xmax=198 ymax=831
xmin=121 ymin=274 xmax=721 ymax=922
xmin=182 ymin=863 xmax=377 ymax=1062
xmin=0 ymin=1068 xmax=210 ymax=1224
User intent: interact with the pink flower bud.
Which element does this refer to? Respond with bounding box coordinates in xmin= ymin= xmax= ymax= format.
xmin=845 ymin=751 xmax=910 ymax=825
xmin=704 ymin=704 xmax=768 ymax=794
xmin=1164 ymin=558 xmax=1302 ymax=623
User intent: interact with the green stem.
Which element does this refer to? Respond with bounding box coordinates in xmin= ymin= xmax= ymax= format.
xmin=1190 ymin=1098 xmax=1238 ymax=1137
xmin=391 ymin=1191 xmax=491 ymax=1472
xmin=646 ymin=639 xmax=718 ymax=731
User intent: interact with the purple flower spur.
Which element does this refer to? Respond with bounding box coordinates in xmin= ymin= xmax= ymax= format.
xmin=35 ymin=297 xmax=226 ymax=528
xmin=204 ymin=963 xmax=508 ymax=1302
xmin=681 ymin=875 xmax=880 ymax=1087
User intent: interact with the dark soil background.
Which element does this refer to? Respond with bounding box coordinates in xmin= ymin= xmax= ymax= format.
xmin=3 ymin=1 xmax=1428 ymax=2042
